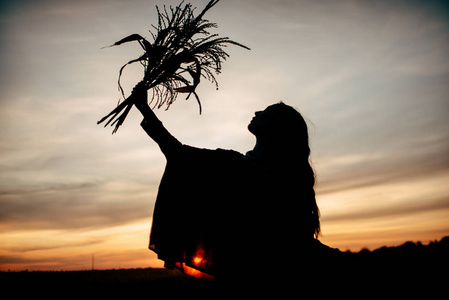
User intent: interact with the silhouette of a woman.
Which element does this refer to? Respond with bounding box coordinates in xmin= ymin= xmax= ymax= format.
xmin=132 ymin=83 xmax=320 ymax=285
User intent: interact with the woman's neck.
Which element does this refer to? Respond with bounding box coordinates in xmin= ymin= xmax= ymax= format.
xmin=246 ymin=137 xmax=275 ymax=169
xmin=248 ymin=137 xmax=267 ymax=157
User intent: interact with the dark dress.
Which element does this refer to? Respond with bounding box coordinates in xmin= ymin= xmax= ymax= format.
xmin=141 ymin=116 xmax=312 ymax=283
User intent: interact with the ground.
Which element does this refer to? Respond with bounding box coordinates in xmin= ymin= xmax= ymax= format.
xmin=2 ymin=237 xmax=448 ymax=297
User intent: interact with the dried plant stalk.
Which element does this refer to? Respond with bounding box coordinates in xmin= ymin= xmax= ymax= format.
xmin=98 ymin=0 xmax=249 ymax=133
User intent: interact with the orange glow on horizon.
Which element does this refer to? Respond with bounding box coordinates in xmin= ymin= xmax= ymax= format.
xmin=172 ymin=239 xmax=215 ymax=281
xmin=175 ymin=262 xmax=215 ymax=281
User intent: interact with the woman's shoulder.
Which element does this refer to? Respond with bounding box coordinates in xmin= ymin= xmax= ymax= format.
xmin=180 ymin=145 xmax=245 ymax=159
xmin=170 ymin=145 xmax=246 ymax=172
xmin=312 ymin=239 xmax=342 ymax=255
xmin=215 ymin=148 xmax=245 ymax=158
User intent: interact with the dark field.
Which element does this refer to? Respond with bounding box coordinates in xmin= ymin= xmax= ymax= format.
xmin=1 ymin=268 xmax=218 ymax=297
xmin=2 ymin=237 xmax=448 ymax=297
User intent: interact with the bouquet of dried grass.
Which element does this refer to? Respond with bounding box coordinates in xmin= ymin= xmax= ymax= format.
xmin=98 ymin=0 xmax=249 ymax=133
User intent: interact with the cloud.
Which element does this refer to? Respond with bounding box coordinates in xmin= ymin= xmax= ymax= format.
xmin=315 ymin=133 xmax=449 ymax=195
xmin=4 ymin=237 xmax=105 ymax=254
xmin=0 ymin=178 xmax=157 ymax=231
xmin=321 ymin=196 xmax=449 ymax=223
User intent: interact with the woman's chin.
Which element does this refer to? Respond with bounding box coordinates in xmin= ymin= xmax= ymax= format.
xmin=248 ymin=123 xmax=256 ymax=135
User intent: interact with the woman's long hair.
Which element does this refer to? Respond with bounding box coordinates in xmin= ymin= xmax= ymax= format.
xmin=267 ymin=102 xmax=321 ymax=239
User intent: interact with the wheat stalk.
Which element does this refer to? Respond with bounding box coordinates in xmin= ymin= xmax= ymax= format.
xmin=98 ymin=0 xmax=249 ymax=133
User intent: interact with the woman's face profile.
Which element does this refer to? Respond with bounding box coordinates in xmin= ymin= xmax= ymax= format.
xmin=248 ymin=105 xmax=276 ymax=136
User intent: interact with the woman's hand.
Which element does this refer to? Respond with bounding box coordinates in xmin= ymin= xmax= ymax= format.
xmin=132 ymin=82 xmax=156 ymax=119
xmin=131 ymin=82 xmax=158 ymax=121
xmin=131 ymin=82 xmax=148 ymax=111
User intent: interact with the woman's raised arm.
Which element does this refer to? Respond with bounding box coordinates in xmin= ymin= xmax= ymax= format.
xmin=132 ymin=83 xmax=182 ymax=157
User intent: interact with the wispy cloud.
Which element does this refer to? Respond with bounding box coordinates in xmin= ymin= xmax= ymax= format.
xmin=0 ymin=180 xmax=155 ymax=231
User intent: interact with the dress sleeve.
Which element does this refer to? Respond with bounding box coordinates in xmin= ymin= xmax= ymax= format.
xmin=140 ymin=117 xmax=182 ymax=158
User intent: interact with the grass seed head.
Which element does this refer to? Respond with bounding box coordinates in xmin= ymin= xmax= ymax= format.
xmin=98 ymin=0 xmax=249 ymax=134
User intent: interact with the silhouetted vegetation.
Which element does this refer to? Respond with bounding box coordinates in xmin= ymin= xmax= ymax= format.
xmin=98 ymin=0 xmax=249 ymax=133
xmin=347 ymin=235 xmax=449 ymax=258
xmin=315 ymin=236 xmax=448 ymax=296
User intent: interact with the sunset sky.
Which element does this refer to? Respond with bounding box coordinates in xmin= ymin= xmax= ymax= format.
xmin=1 ymin=0 xmax=448 ymax=271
